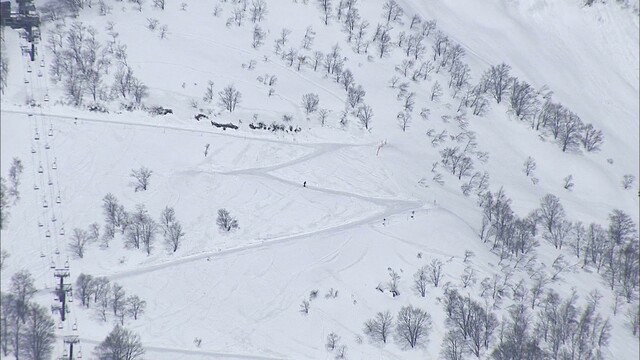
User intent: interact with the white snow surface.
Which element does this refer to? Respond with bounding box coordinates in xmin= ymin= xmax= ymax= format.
xmin=1 ymin=0 xmax=638 ymax=359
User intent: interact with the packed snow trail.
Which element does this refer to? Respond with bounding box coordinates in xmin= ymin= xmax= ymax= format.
xmin=69 ymin=337 xmax=286 ymax=360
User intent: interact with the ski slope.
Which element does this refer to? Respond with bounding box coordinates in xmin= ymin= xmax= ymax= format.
xmin=1 ymin=0 xmax=638 ymax=359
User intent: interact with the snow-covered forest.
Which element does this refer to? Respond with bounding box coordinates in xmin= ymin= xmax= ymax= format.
xmin=0 ymin=0 xmax=638 ymax=359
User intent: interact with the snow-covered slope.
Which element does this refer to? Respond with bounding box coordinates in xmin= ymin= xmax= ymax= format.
xmin=1 ymin=0 xmax=638 ymax=359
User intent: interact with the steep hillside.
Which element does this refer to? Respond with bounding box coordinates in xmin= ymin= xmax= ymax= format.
xmin=0 ymin=0 xmax=638 ymax=359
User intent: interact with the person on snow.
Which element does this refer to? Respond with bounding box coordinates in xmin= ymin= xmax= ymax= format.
xmin=303 ymin=181 xmax=307 ymax=187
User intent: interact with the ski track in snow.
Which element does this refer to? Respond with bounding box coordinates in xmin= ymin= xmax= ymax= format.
xmin=71 ymin=336 xmax=286 ymax=360
xmin=1 ymin=107 xmax=423 ymax=287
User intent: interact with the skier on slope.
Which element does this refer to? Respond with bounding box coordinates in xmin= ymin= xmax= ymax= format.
xmin=303 ymin=181 xmax=307 ymax=187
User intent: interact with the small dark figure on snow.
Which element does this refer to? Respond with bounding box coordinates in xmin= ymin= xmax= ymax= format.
xmin=411 ymin=211 xmax=415 ymax=219
xmin=303 ymin=181 xmax=307 ymax=187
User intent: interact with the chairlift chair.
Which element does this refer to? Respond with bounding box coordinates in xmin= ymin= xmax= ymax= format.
xmin=64 ymin=260 xmax=69 ymax=269
xmin=48 ymin=127 xmax=53 ymax=136
xmin=34 ymin=131 xmax=39 ymax=140
xmin=38 ymin=164 xmax=43 ymax=173
xmin=44 ymin=93 xmax=49 ymax=102
xmin=52 ymin=161 xmax=57 ymax=170
xmin=51 ymin=215 xmax=56 ymax=222
xmin=40 ymin=252 xmax=45 ymax=258
xmin=72 ymin=322 xmax=77 ymax=331
xmin=57 ymin=322 xmax=63 ymax=330
xmin=56 ymin=195 xmax=61 ymax=204
xmin=55 ymin=248 xmax=60 ymax=255
xmin=40 ymin=60 xmax=44 ymax=67
xmin=31 ymin=147 xmax=36 ymax=154
xmin=59 ymin=227 xmax=65 ymax=236
xmin=43 ymin=199 xmax=48 ymax=208
xmin=34 ymin=183 xmax=39 ymax=190
xmin=38 ymin=221 xmax=43 ymax=227
xmin=44 ymin=143 xmax=50 ymax=150
xmin=27 ymin=65 xmax=32 ymax=73
xmin=37 ymin=70 xmax=42 ymax=77
xmin=45 ymin=229 xmax=50 ymax=238
xmin=50 ymin=260 xmax=56 ymax=269
xmin=48 ymin=178 xmax=53 ymax=186
xmin=24 ymin=78 xmax=29 ymax=84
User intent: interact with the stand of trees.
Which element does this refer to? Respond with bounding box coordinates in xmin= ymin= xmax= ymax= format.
xmin=1 ymin=270 xmax=55 ymax=360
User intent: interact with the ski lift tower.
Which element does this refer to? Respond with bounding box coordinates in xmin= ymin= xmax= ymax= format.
xmin=61 ymin=334 xmax=80 ymax=360
xmin=52 ymin=267 xmax=72 ymax=321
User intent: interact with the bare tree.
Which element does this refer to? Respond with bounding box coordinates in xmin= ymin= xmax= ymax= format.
xmin=218 ymin=85 xmax=242 ymax=112
xmin=382 ymin=0 xmax=403 ymax=25
xmin=299 ymin=299 xmax=310 ymax=314
xmin=94 ymin=278 xmax=111 ymax=321
xmin=94 ymin=325 xmax=145 ymax=360
xmin=126 ymin=295 xmax=146 ymax=320
xmin=627 ymin=304 xmax=639 ymax=337
xmin=440 ymin=330 xmax=464 ymax=360
xmin=563 ymin=174 xmax=574 ymax=191
xmin=428 ymin=258 xmax=444 ymax=287
xmin=398 ymin=111 xmax=411 ymax=132
xmin=159 ymin=25 xmax=169 ymax=39
xmin=347 ymin=85 xmax=366 ymax=108
xmin=7 ymin=158 xmax=23 ymax=201
xmin=249 ymin=0 xmax=268 ymax=22
xmin=460 ymin=265 xmax=476 ymax=288
xmin=132 ymin=0 xmax=144 ymax=12
xmin=252 ymin=25 xmax=266 ymax=48
xmin=387 ymin=269 xmax=401 ymax=297
xmin=414 ymin=265 xmax=428 ymax=297
xmin=318 ymin=108 xmax=330 ymax=126
xmin=376 ymin=26 xmax=392 ymax=59
xmin=430 ymin=81 xmax=442 ymax=102
xmin=317 ymin=0 xmax=332 ymax=25
xmin=558 ymin=112 xmax=583 ymax=152
xmin=301 ymin=26 xmax=316 ymax=49
xmin=481 ymin=63 xmax=512 ymax=103
xmin=396 ymin=305 xmax=432 ymax=348
xmin=312 ymin=51 xmax=324 ymax=71
xmin=20 ymin=303 xmax=56 ymax=360
xmin=523 ymin=156 xmax=536 ymax=177
xmin=152 ymin=0 xmax=165 ymax=10
xmin=130 ymin=167 xmax=152 ymax=192
xmin=296 ymin=53 xmax=308 ymax=71
xmin=301 ymin=93 xmax=320 ymax=114
xmin=217 ymin=209 xmax=239 ymax=232
xmin=130 ymin=78 xmax=148 ymax=105
xmin=509 ymin=78 xmax=539 ymax=121
xmin=111 ymin=283 xmax=126 ymax=317
xmin=10 ymin=270 xmax=37 ymax=322
xmin=69 ymin=228 xmax=90 ymax=258
xmin=159 ymin=206 xmax=185 ymax=253
xmin=580 ymin=123 xmax=604 ymax=152
xmin=326 ymin=332 xmax=340 ymax=351
xmin=76 ymin=273 xmax=94 ymax=308
xmin=364 ymin=311 xmax=394 ymax=344
xmin=622 ymin=174 xmax=635 ymax=190
xmin=539 ymin=194 xmax=565 ymax=236
xmin=341 ymin=69 xmax=355 ymax=91
xmin=203 ymin=80 xmax=215 ymax=103
xmin=357 ymin=104 xmax=373 ymax=130
xmin=126 ymin=205 xmax=158 ymax=254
